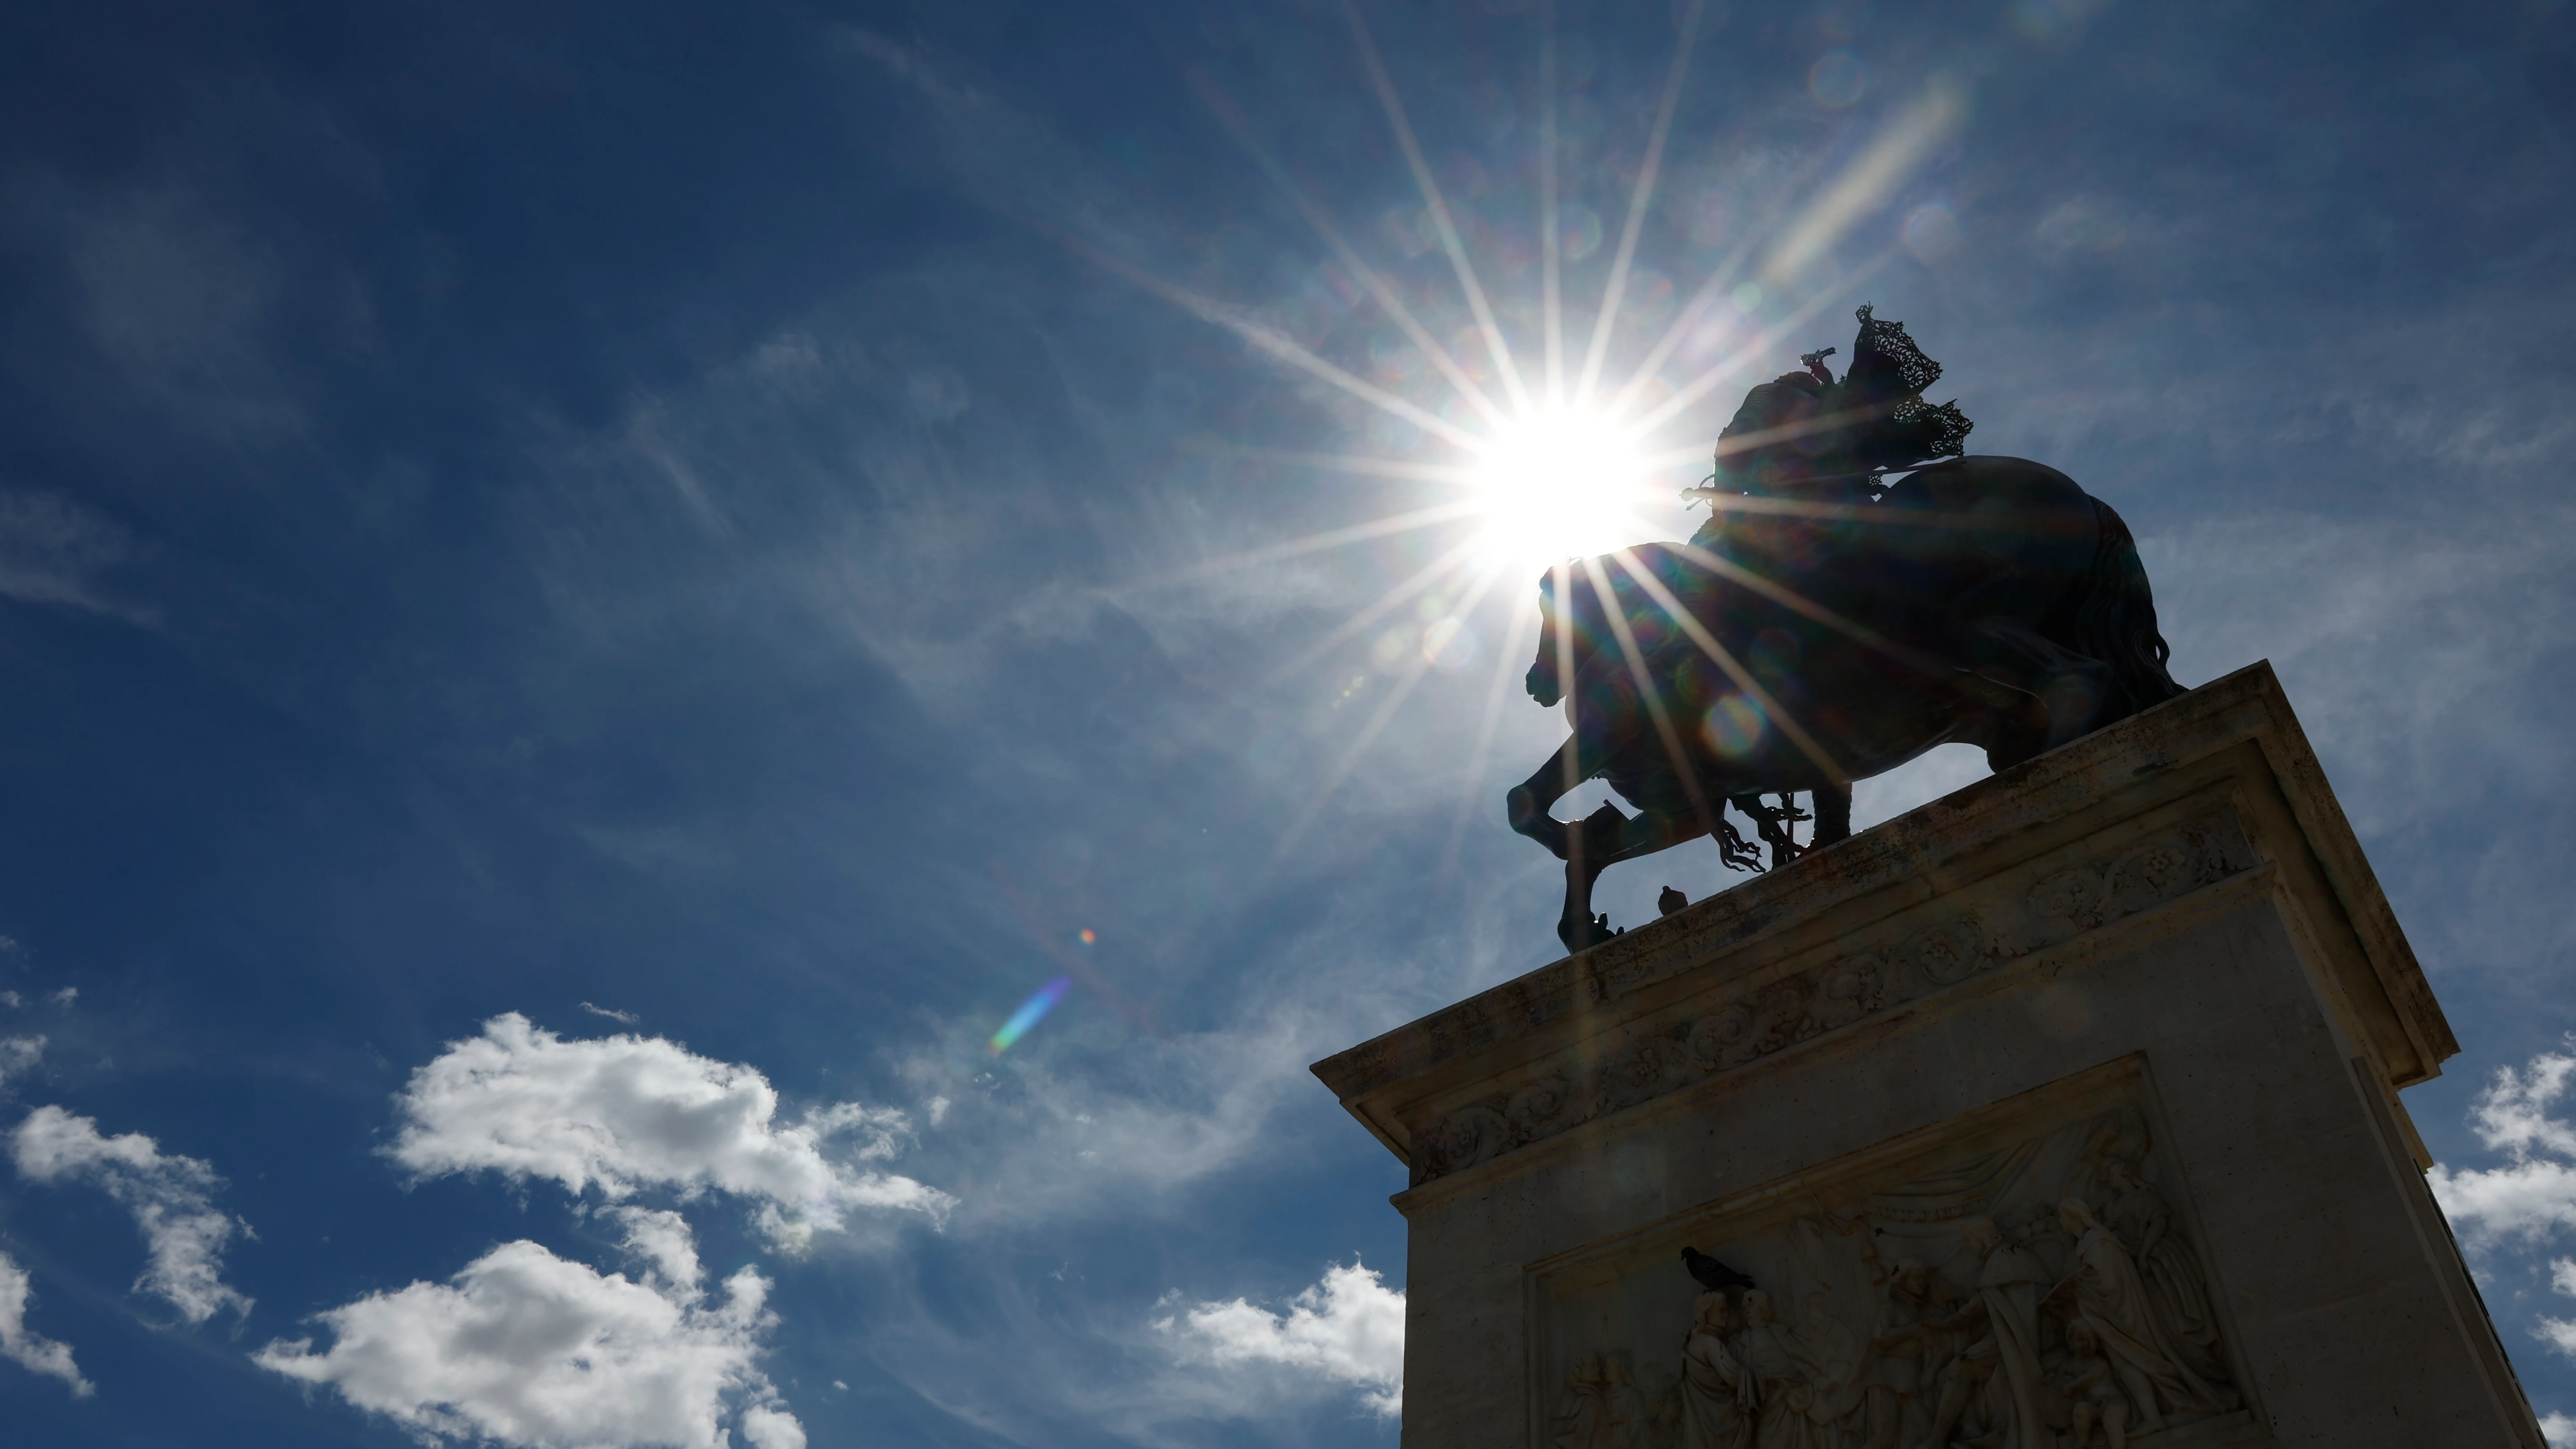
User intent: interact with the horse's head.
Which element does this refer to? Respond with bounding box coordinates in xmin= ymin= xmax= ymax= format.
xmin=1525 ymin=566 xmax=1565 ymax=707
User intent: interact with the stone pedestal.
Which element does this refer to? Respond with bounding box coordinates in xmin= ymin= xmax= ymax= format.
xmin=1313 ymin=663 xmax=2544 ymax=1448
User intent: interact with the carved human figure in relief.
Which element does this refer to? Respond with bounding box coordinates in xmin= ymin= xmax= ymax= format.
xmin=2102 ymin=1165 xmax=2225 ymax=1382
xmin=1678 ymin=1291 xmax=1755 ymax=1449
xmin=1852 ymin=1236 xmax=1937 ymax=1449
xmin=1605 ymin=1352 xmax=1653 ymax=1449
xmin=1736 ymin=1291 xmax=1817 ymax=1449
xmin=2052 ymin=1320 xmax=2135 ymax=1449
xmin=1790 ymin=1292 xmax=1868 ymax=1445
xmin=1554 ymin=1352 xmax=1613 ymax=1449
xmin=2055 ymin=1198 xmax=2238 ymax=1430
xmin=1637 ymin=1362 xmax=1687 ymax=1449
xmin=1925 ymin=1217 xmax=2051 ymax=1449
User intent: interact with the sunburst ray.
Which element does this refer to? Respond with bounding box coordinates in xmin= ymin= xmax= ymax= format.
xmin=1553 ymin=560 xmax=1584 ymax=800
xmin=1628 ymin=247 xmax=1900 ymax=437
xmin=1582 ymin=555 xmax=1724 ymax=847
xmin=1181 ymin=65 xmax=1512 ymax=431
xmin=1104 ymin=499 xmax=1486 ymax=599
xmin=1056 ymin=228 xmax=1486 ymax=451
xmin=1658 ymin=536 xmax=1959 ymax=687
xmin=1606 ymin=231 xmax=1765 ymax=423
xmin=1437 ymin=583 xmax=1544 ymax=891
xmin=1266 ymin=533 xmax=1490 ymax=683
xmin=1574 ymin=0 xmax=1708 ymax=409
xmin=1608 ymin=547 xmax=1847 ymax=782
xmin=1691 ymin=490 xmax=2081 ymax=535
xmin=1342 ymin=0 xmax=1533 ymax=415
xmin=1538 ymin=0 xmax=1564 ymax=406
xmin=1267 ymin=558 xmax=1513 ymax=868
xmin=1175 ymin=440 xmax=1481 ymax=487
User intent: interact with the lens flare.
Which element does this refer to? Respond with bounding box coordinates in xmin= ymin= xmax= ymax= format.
xmin=1808 ymin=51 xmax=1867 ymax=108
xmin=1470 ymin=407 xmax=1651 ymax=568
xmin=1076 ymin=928 xmax=1095 ymax=945
xmin=1421 ymin=616 xmax=1477 ymax=671
xmin=1901 ymin=203 xmax=1960 ymax=260
xmin=990 ymin=975 xmax=1072 ymax=1054
xmin=1702 ymin=694 xmax=1767 ymax=755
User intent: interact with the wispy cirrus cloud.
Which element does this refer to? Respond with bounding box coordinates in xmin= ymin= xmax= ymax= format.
xmin=0 ymin=490 xmax=155 ymax=625
xmin=10 ymin=1105 xmax=251 ymax=1323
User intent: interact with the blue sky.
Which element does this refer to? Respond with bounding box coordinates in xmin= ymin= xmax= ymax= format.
xmin=1 ymin=1 xmax=2574 ymax=1444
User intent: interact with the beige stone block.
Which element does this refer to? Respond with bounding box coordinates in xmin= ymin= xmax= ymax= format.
xmin=1313 ymin=662 xmax=2544 ymax=1449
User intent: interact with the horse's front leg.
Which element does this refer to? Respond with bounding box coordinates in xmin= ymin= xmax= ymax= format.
xmin=1559 ymin=807 xmax=1706 ymax=954
xmin=1506 ymin=731 xmax=1595 ymax=860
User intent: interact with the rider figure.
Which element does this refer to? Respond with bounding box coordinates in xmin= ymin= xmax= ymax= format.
xmin=1691 ymin=304 xmax=1972 ymax=552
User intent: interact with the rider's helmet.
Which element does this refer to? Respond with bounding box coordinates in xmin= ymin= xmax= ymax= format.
xmin=1711 ymin=305 xmax=1973 ymax=494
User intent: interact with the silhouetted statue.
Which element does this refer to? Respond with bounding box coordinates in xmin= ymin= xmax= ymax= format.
xmin=1509 ymin=307 xmax=2184 ymax=951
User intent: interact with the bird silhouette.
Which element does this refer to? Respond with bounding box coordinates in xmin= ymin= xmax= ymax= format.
xmin=1680 ymin=1246 xmax=1754 ymax=1293
xmin=1657 ymin=886 xmax=1688 ymax=917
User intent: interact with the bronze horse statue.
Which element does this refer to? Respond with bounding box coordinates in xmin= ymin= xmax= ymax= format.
xmin=1505 ymin=308 xmax=2184 ymax=952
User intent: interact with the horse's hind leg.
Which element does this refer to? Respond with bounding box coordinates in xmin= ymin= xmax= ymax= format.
xmin=1813 ymin=781 xmax=1853 ymax=848
xmin=1961 ymin=616 xmax=2115 ymax=768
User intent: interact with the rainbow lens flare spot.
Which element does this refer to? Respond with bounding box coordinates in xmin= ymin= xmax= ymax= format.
xmin=1702 ymin=695 xmax=1767 ymax=755
xmin=991 ymin=975 xmax=1072 ymax=1054
xmin=1076 ymin=928 xmax=1096 ymax=946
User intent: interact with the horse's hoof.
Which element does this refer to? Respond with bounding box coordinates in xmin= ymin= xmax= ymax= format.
xmin=1557 ymin=910 xmax=1620 ymax=954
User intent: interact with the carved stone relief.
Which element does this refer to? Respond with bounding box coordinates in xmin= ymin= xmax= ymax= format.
xmin=1538 ymin=1102 xmax=2242 ymax=1449
xmin=1412 ymin=812 xmax=2254 ymax=1187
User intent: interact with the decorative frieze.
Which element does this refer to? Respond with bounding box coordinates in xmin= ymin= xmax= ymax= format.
xmin=1409 ymin=813 xmax=2255 ymax=1187
xmin=1539 ymin=1096 xmax=2245 ymax=1449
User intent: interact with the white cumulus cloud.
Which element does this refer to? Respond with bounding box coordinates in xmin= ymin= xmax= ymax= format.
xmin=2542 ymin=1318 xmax=2576 ymax=1361
xmin=2547 ymin=1409 xmax=2576 ymax=1447
xmin=2540 ymin=1257 xmax=2576 ymax=1364
xmin=0 ymin=1250 xmax=88 ymax=1396
xmin=2424 ymin=1041 xmax=2576 ymax=1380
xmin=1168 ymin=1258 xmax=1406 ymax=1415
xmin=10 ymin=1105 xmax=250 ymax=1322
xmin=2429 ymin=1039 xmax=2576 ymax=1247
xmin=256 ymin=1211 xmax=801 ymax=1449
xmin=739 ymin=1403 xmax=808 ymax=1449
xmin=388 ymin=1013 xmax=952 ymax=1247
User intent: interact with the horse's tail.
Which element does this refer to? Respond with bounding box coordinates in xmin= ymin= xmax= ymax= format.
xmin=2063 ymin=495 xmax=2186 ymax=721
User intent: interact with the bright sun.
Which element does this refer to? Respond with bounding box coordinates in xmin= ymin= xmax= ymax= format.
xmin=1469 ymin=407 xmax=1656 ymax=570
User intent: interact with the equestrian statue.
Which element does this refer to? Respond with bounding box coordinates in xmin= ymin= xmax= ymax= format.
xmin=1506 ymin=306 xmax=2185 ymax=952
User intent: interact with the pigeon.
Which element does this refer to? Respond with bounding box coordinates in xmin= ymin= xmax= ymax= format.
xmin=1657 ymin=886 xmax=1688 ymax=917
xmin=1680 ymin=1246 xmax=1754 ymax=1293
